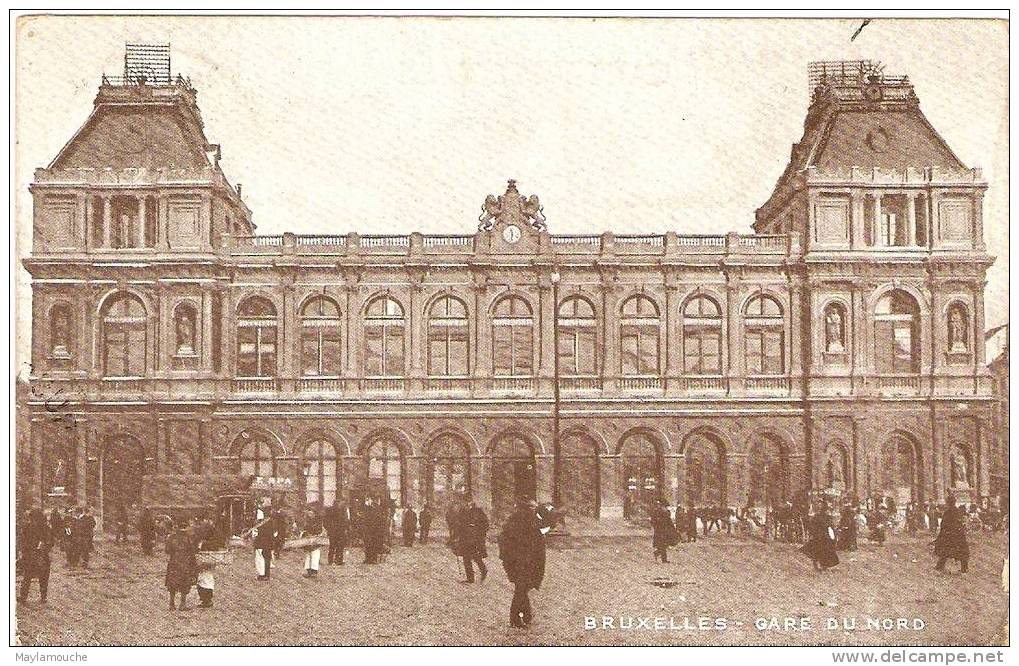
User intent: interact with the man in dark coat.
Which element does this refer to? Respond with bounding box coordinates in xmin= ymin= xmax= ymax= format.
xmin=837 ymin=504 xmax=858 ymax=551
xmin=651 ymin=500 xmax=677 ymax=563
xmin=686 ymin=506 xmax=698 ymax=543
xmin=933 ymin=497 xmax=970 ymax=573
xmin=459 ymin=498 xmax=489 ymax=583
xmin=419 ymin=502 xmax=434 ymax=543
xmin=401 ymin=505 xmax=418 ymax=547
xmin=165 ymin=524 xmax=197 ymax=611
xmin=252 ymin=507 xmax=277 ymax=581
xmin=499 ymin=499 xmax=547 ymax=628
xmin=324 ymin=502 xmax=349 ymax=565
xmin=18 ymin=509 xmax=54 ymax=604
xmin=445 ymin=500 xmax=461 ymax=547
xmin=114 ymin=502 xmax=129 ymax=544
xmin=138 ymin=507 xmax=155 ymax=556
xmin=72 ymin=507 xmax=96 ymax=568
xmin=362 ymin=498 xmax=386 ymax=564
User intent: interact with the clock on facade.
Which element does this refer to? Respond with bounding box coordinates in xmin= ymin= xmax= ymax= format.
xmin=502 ymin=225 xmax=522 ymax=243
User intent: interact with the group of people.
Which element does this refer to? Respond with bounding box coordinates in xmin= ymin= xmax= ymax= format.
xmin=15 ymin=505 xmax=98 ymax=603
xmin=646 ymin=493 xmax=974 ymax=575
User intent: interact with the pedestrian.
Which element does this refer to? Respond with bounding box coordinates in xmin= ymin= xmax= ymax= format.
xmin=72 ymin=507 xmax=96 ymax=568
xmin=402 ymin=505 xmax=418 ymax=547
xmin=271 ymin=509 xmax=289 ymax=565
xmin=651 ymin=499 xmax=677 ymax=563
xmin=48 ymin=508 xmax=65 ymax=555
xmin=933 ymin=495 xmax=970 ymax=573
xmin=362 ymin=497 xmax=386 ymax=564
xmin=686 ymin=505 xmax=698 ymax=543
xmin=115 ymin=502 xmax=129 ymax=544
xmin=195 ymin=518 xmax=221 ymax=608
xmin=64 ymin=507 xmax=79 ymax=566
xmin=165 ymin=522 xmax=197 ymax=611
xmin=419 ymin=502 xmax=433 ymax=544
xmin=459 ymin=498 xmax=489 ymax=583
xmin=253 ymin=504 xmax=276 ymax=581
xmin=445 ymin=499 xmax=461 ymax=547
xmin=324 ymin=501 xmax=349 ymax=565
xmin=498 ymin=498 xmax=547 ymax=629
xmin=18 ymin=508 xmax=53 ymax=604
xmin=802 ymin=509 xmax=839 ymax=571
xmin=138 ymin=506 xmax=155 ymax=555
xmin=837 ymin=504 xmax=858 ymax=551
xmin=302 ymin=508 xmax=325 ymax=578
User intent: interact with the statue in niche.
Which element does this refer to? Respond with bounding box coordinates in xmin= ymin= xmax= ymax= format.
xmin=826 ymin=452 xmax=844 ymax=488
xmin=948 ymin=308 xmax=967 ymax=353
xmin=175 ymin=308 xmax=196 ymax=355
xmin=51 ymin=308 xmax=70 ymax=356
xmin=950 ymin=449 xmax=969 ymax=488
xmin=50 ymin=456 xmax=69 ymax=493
xmin=824 ymin=307 xmax=845 ymax=353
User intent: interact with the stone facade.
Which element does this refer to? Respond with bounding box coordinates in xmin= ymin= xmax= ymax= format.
xmin=21 ymin=59 xmax=997 ymax=529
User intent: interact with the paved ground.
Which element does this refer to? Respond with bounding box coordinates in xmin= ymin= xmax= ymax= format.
xmin=13 ymin=530 xmax=1008 ymax=646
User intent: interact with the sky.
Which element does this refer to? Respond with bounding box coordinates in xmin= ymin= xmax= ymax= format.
xmin=13 ymin=16 xmax=1009 ymax=373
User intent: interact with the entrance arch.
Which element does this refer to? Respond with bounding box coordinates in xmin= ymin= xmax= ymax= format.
xmin=102 ymin=435 xmax=146 ymax=532
xmin=560 ymin=430 xmax=601 ymax=518
xmin=618 ymin=431 xmax=664 ymax=520
xmin=878 ymin=433 xmax=921 ymax=505
xmin=423 ymin=432 xmax=472 ymax=509
xmin=682 ymin=430 xmax=725 ymax=507
xmin=746 ymin=432 xmax=789 ymax=508
xmin=490 ymin=433 xmax=536 ymax=522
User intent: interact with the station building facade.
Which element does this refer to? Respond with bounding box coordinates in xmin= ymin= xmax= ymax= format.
xmin=21 ymin=59 xmax=996 ymax=528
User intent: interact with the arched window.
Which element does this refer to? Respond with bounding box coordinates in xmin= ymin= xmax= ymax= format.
xmin=300 ymin=295 xmax=342 ymax=376
xmin=620 ymin=295 xmax=660 ymax=376
xmin=424 ymin=433 xmax=472 ymax=507
xmin=49 ymin=302 xmax=73 ymax=358
xmin=102 ymin=293 xmax=147 ymax=377
xmin=744 ymin=295 xmax=785 ymax=376
xmin=878 ymin=434 xmax=919 ymax=502
xmin=493 ymin=296 xmax=533 ymax=377
xmin=303 ymin=439 xmax=340 ymax=505
xmin=620 ymin=432 xmax=664 ymax=519
xmin=237 ymin=437 xmax=278 ymax=477
xmin=427 ymin=296 xmax=469 ymax=376
xmin=173 ymin=302 xmax=198 ymax=356
xmin=237 ymin=296 xmax=278 ymax=377
xmin=875 ymin=291 xmax=920 ymax=374
xmin=947 ymin=302 xmax=970 ymax=354
xmin=364 ymin=296 xmax=405 ymax=377
xmin=683 ymin=295 xmax=722 ymax=376
xmin=365 ymin=438 xmax=404 ymax=505
xmin=558 ymin=296 xmax=597 ymax=376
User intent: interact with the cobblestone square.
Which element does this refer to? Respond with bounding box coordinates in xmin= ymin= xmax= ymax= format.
xmin=14 ymin=530 xmax=1008 ymax=646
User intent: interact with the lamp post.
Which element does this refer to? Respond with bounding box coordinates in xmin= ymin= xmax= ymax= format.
xmin=551 ymin=269 xmax=562 ymax=507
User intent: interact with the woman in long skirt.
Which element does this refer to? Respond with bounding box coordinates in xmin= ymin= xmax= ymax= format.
xmin=802 ymin=511 xmax=839 ymax=571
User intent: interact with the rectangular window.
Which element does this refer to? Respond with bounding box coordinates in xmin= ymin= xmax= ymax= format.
xmin=385 ymin=327 xmax=404 ymax=375
xmin=684 ymin=330 xmax=721 ymax=375
xmin=364 ymin=329 xmax=384 ymax=376
xmin=746 ymin=330 xmax=783 ymax=375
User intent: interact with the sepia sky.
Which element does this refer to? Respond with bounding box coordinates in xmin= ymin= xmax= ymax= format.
xmin=13 ymin=16 xmax=1009 ymax=374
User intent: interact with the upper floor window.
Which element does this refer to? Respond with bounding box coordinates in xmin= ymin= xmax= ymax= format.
xmin=301 ymin=295 xmax=342 ymax=376
xmin=875 ymin=290 xmax=920 ymax=374
xmin=493 ymin=295 xmax=533 ymax=377
xmin=236 ymin=296 xmax=278 ymax=378
xmin=620 ymin=295 xmax=660 ymax=376
xmin=683 ymin=295 xmax=722 ymax=375
xmin=744 ymin=294 xmax=785 ymax=375
xmin=558 ymin=296 xmax=597 ymax=376
xmin=102 ymin=293 xmax=146 ymax=377
xmin=427 ymin=296 xmax=469 ymax=377
xmin=48 ymin=302 xmax=73 ymax=359
xmin=364 ymin=296 xmax=405 ymax=377
xmin=947 ymin=302 xmax=970 ymax=355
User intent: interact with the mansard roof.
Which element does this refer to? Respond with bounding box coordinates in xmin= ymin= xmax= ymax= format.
xmin=48 ymin=79 xmax=214 ymax=171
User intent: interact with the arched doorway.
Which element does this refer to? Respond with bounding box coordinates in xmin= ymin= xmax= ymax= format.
xmin=102 ymin=435 xmax=145 ymax=532
xmin=364 ymin=436 xmax=406 ymax=506
xmin=424 ymin=432 xmax=471 ymax=509
xmin=878 ymin=433 xmax=920 ymax=505
xmin=491 ymin=433 xmax=536 ymax=522
xmin=560 ymin=431 xmax=600 ymax=518
xmin=619 ymin=431 xmax=663 ymax=520
xmin=746 ymin=433 xmax=789 ymax=508
xmin=682 ymin=431 xmax=725 ymax=508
